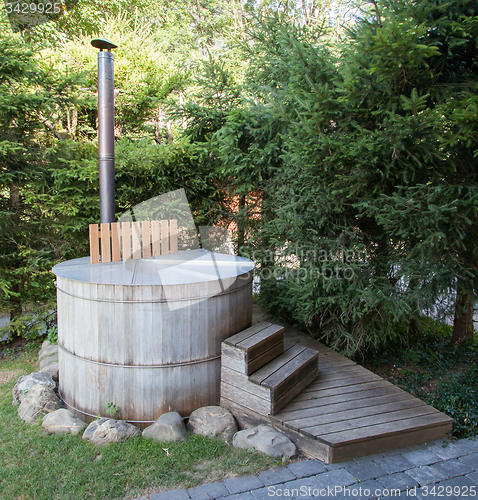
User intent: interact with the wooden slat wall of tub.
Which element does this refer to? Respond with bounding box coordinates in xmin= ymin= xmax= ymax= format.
xmin=57 ymin=270 xmax=254 ymax=425
xmin=89 ymin=220 xmax=178 ymax=263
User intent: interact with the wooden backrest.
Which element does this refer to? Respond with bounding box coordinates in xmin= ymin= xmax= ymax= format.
xmin=89 ymin=220 xmax=178 ymax=264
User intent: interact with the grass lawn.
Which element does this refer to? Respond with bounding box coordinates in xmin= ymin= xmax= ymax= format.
xmin=0 ymin=340 xmax=282 ymax=500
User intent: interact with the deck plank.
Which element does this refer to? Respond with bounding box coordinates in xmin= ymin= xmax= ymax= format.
xmin=224 ymin=322 xmax=272 ymax=347
xmin=292 ymin=380 xmax=395 ymax=402
xmin=324 ymin=412 xmax=453 ymax=446
xmin=249 ymin=345 xmax=307 ymax=384
xmin=274 ymin=391 xmax=416 ymax=422
xmin=281 ymin=398 xmax=429 ymax=429
xmin=222 ymin=307 xmax=454 ymax=463
xmin=300 ymin=406 xmax=439 ymax=438
xmin=279 ymin=385 xmax=407 ymax=414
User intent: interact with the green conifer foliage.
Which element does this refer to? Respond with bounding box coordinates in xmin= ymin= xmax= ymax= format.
xmin=0 ymin=30 xmax=84 ymax=335
xmin=251 ymin=1 xmax=478 ymax=352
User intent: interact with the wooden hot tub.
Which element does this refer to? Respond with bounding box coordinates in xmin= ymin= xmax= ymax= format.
xmin=52 ymin=249 xmax=254 ymax=425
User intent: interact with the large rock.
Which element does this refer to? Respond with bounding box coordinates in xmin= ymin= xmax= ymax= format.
xmin=233 ymin=425 xmax=297 ymax=460
xmin=39 ymin=341 xmax=58 ymax=362
xmin=143 ymin=412 xmax=188 ymax=443
xmin=40 ymin=362 xmax=59 ymax=383
xmin=42 ymin=409 xmax=87 ymax=436
xmin=82 ymin=418 xmax=141 ymax=445
xmin=187 ymin=406 xmax=237 ymax=441
xmin=18 ymin=384 xmax=61 ymax=424
xmin=12 ymin=371 xmax=56 ymax=405
xmin=39 ymin=353 xmax=59 ymax=371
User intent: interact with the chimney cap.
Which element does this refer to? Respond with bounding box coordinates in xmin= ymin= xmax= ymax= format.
xmin=91 ymin=39 xmax=118 ymax=50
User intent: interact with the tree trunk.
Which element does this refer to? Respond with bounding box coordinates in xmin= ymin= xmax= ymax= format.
xmin=67 ymin=108 xmax=77 ymax=137
xmin=407 ymin=276 xmax=420 ymax=337
xmin=236 ymin=193 xmax=246 ymax=256
xmin=154 ymin=107 xmax=174 ymax=144
xmin=9 ymin=187 xmax=22 ymax=328
xmin=450 ymin=279 xmax=475 ymax=346
xmin=259 ymin=190 xmax=274 ymax=276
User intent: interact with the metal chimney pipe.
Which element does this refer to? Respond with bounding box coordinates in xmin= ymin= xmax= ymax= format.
xmin=91 ymin=38 xmax=118 ymax=224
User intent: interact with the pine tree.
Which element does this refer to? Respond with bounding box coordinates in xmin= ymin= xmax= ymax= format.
xmin=244 ymin=1 xmax=478 ymax=351
xmin=0 ymin=29 xmax=83 ymax=334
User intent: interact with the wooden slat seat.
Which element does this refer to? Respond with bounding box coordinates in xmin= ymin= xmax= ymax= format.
xmin=89 ymin=219 xmax=178 ymax=264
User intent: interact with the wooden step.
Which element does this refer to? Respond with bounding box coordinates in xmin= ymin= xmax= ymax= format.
xmin=221 ymin=338 xmax=319 ymax=416
xmin=221 ymin=308 xmax=453 ymax=464
xmin=222 ymin=321 xmax=284 ymax=375
xmin=250 ymin=345 xmax=319 ymax=408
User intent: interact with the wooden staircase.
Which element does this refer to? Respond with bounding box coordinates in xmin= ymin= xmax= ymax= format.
xmin=220 ymin=309 xmax=453 ymax=463
xmin=220 ymin=322 xmax=319 ymax=416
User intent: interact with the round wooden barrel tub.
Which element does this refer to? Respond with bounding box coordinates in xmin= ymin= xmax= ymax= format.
xmin=52 ymin=249 xmax=254 ymax=426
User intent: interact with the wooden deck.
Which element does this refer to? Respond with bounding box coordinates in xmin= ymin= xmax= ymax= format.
xmin=221 ymin=307 xmax=453 ymax=463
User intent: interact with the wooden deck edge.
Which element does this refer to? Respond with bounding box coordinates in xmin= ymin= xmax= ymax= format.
xmin=270 ymin=419 xmax=331 ymax=463
xmin=220 ymin=397 xmax=331 ymax=463
xmin=329 ymin=419 xmax=453 ymax=463
xmin=220 ymin=397 xmax=269 ymax=429
xmin=221 ymin=397 xmax=452 ymax=464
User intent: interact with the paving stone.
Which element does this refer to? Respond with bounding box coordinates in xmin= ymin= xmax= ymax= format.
xmin=150 ymin=489 xmax=190 ymax=500
xmin=377 ymin=472 xmax=419 ymax=492
xmin=188 ymin=481 xmax=228 ymax=500
xmin=427 ymin=442 xmax=467 ymax=460
xmin=374 ymin=455 xmax=415 ymax=474
xmin=316 ymin=468 xmax=358 ymax=489
xmin=251 ymin=487 xmax=278 ymax=500
xmin=435 ymin=475 xmax=477 ymax=499
xmin=223 ymin=476 xmax=264 ymax=495
xmin=330 ymin=459 xmax=356 ymax=469
xmin=409 ymin=444 xmax=431 ymax=451
xmin=379 ymin=491 xmax=413 ymax=498
xmin=405 ymin=465 xmax=446 ymax=485
xmin=381 ymin=447 xmax=412 ymax=457
xmin=320 ymin=492 xmax=355 ymax=500
xmin=322 ymin=490 xmax=360 ymax=500
xmin=223 ymin=493 xmax=255 ymax=500
xmin=402 ymin=449 xmax=441 ymax=466
xmin=414 ymin=487 xmax=432 ymax=500
xmin=287 ymin=459 xmax=327 ymax=478
xmin=353 ymin=453 xmax=385 ymax=463
xmin=257 ymin=467 xmax=295 ymax=486
xmin=281 ymin=475 xmax=325 ymax=497
xmin=344 ymin=462 xmax=388 ymax=481
xmin=434 ymin=458 xmax=474 ymax=478
xmin=456 ymin=437 xmax=478 ymax=454
xmin=431 ymin=438 xmax=453 ymax=446
xmin=459 ymin=452 xmax=478 ymax=470
xmin=344 ymin=479 xmax=383 ymax=499
xmin=466 ymin=471 xmax=478 ymax=485
xmin=324 ymin=462 xmax=347 ymax=470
